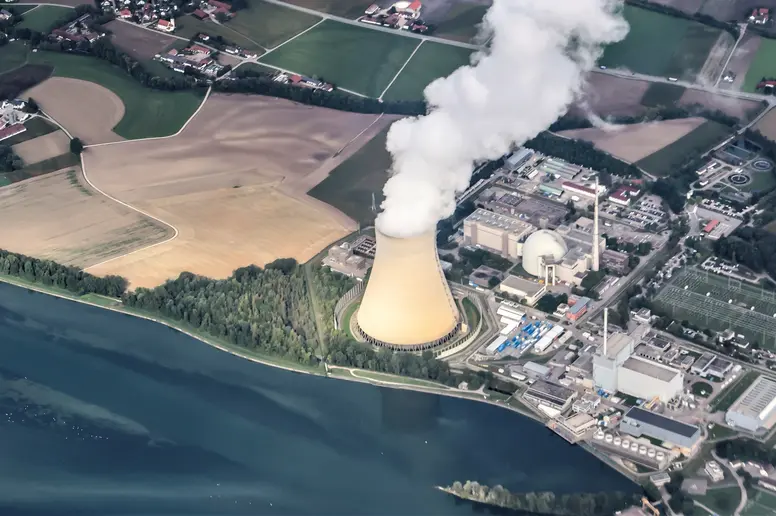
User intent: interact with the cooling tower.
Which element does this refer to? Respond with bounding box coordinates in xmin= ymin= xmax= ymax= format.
xmin=356 ymin=230 xmax=461 ymax=350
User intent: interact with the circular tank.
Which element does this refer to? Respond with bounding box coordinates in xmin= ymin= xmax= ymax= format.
xmin=521 ymin=230 xmax=568 ymax=277
xmin=631 ymin=443 xmax=639 ymax=452
xmin=648 ymin=449 xmax=656 ymax=458
xmin=594 ymin=430 xmax=604 ymax=440
xmin=657 ymin=452 xmax=665 ymax=460
xmin=639 ymin=446 xmax=647 ymax=455
xmin=605 ymin=434 xmax=613 ymax=443
xmin=622 ymin=439 xmax=630 ymax=449
xmin=614 ymin=437 xmax=622 ymax=446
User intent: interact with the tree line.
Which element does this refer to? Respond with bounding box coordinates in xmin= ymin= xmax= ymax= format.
xmin=625 ymin=0 xmax=740 ymax=40
xmin=0 ymin=249 xmax=128 ymax=297
xmin=0 ymin=145 xmax=22 ymax=172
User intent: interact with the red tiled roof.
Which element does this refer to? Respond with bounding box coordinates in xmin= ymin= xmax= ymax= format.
xmin=189 ymin=44 xmax=210 ymax=54
xmin=208 ymin=0 xmax=231 ymax=10
xmin=193 ymin=9 xmax=208 ymax=18
xmin=157 ymin=19 xmax=171 ymax=26
xmin=0 ymin=124 xmax=25 ymax=141
xmin=562 ymin=181 xmax=596 ymax=194
xmin=119 ymin=8 xmax=131 ymax=16
xmin=289 ymin=74 xmax=302 ymax=83
xmin=703 ymin=220 xmax=720 ymax=233
xmin=408 ymin=0 xmax=421 ymax=10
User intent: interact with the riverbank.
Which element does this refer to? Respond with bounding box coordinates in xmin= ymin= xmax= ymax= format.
xmin=0 ymin=274 xmax=546 ymax=426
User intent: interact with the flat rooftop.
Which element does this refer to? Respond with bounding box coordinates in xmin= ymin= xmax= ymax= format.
xmin=624 ymin=407 xmax=699 ymax=439
xmin=499 ymin=275 xmax=545 ymax=295
xmin=526 ymin=379 xmax=575 ymax=403
xmin=465 ymin=208 xmax=533 ymax=234
xmin=622 ymin=356 xmax=680 ymax=382
xmin=601 ymin=332 xmax=633 ymax=359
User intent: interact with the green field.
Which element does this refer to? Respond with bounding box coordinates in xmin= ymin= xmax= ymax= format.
xmin=636 ymin=121 xmax=732 ymax=176
xmin=225 ymin=0 xmax=321 ymax=49
xmin=308 ymin=125 xmax=391 ymax=225
xmin=599 ymin=5 xmax=722 ymax=80
xmin=259 ymin=19 xmax=420 ymax=97
xmin=16 ymin=5 xmax=73 ymax=32
xmin=381 ymin=41 xmax=472 ymax=101
xmin=26 ymin=51 xmax=204 ymax=139
xmin=431 ymin=4 xmax=488 ymax=43
xmin=744 ymin=489 xmax=776 ymax=516
xmin=0 ymin=41 xmax=30 ymax=74
xmin=695 ymin=486 xmax=742 ymax=516
xmin=744 ymin=39 xmax=776 ymax=93
xmin=173 ymin=15 xmax=263 ymax=52
xmin=654 ymin=267 xmax=776 ymax=347
xmin=8 ymin=5 xmax=39 ymax=14
xmin=640 ymin=82 xmax=687 ymax=108
xmin=1 ymin=116 xmax=58 ymax=146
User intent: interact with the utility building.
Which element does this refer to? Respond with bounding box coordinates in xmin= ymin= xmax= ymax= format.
xmin=620 ymin=407 xmax=702 ymax=454
xmin=463 ymin=209 xmax=534 ymax=259
xmin=617 ymin=356 xmax=684 ymax=402
xmin=726 ymin=375 xmax=776 ymax=433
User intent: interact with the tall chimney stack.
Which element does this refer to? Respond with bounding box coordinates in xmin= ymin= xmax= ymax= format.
xmin=603 ymin=306 xmax=608 ymax=356
xmin=592 ymin=176 xmax=600 ymax=272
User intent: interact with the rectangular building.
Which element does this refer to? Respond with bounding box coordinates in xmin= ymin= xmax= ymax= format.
xmin=463 ymin=208 xmax=534 ymax=259
xmin=620 ymin=407 xmax=702 ymax=453
xmin=498 ymin=275 xmax=546 ymax=306
xmin=692 ymin=353 xmax=716 ymax=375
xmin=593 ymin=332 xmax=635 ymax=393
xmin=505 ymin=148 xmax=534 ymax=171
xmin=537 ymin=157 xmax=583 ymax=181
xmin=617 ymin=356 xmax=684 ymax=402
xmin=603 ymin=249 xmax=630 ymax=275
xmin=726 ymin=375 xmax=776 ymax=433
xmin=524 ymin=380 xmax=577 ymax=413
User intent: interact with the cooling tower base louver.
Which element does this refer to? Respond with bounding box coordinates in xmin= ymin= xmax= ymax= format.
xmin=356 ymin=229 xmax=461 ymax=349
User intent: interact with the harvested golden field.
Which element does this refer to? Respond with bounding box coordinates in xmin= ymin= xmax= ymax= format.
xmin=84 ymin=94 xmax=383 ymax=288
xmin=0 ymin=168 xmax=170 ymax=266
xmin=11 ymin=130 xmax=70 ymax=163
xmin=25 ymin=77 xmax=124 ymax=145
xmin=755 ymin=108 xmax=776 ymax=140
xmin=560 ymin=117 xmax=706 ymax=163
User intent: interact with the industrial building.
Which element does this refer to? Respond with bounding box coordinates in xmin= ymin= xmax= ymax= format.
xmin=322 ymin=240 xmax=371 ymax=279
xmin=594 ymin=331 xmax=635 ymax=393
xmin=619 ymin=407 xmax=702 ymax=454
xmin=691 ymin=353 xmax=717 ymax=375
xmin=356 ymin=230 xmax=462 ymax=351
xmin=603 ymin=249 xmax=630 ymax=275
xmin=523 ymin=379 xmax=578 ymax=414
xmin=617 ymin=356 xmax=684 ymax=402
xmin=505 ymin=148 xmax=535 ymax=172
xmin=537 ymin=157 xmax=584 ymax=181
xmin=463 ymin=209 xmax=535 ymax=259
xmin=725 ymin=375 xmax=776 ymax=433
xmin=498 ymin=275 xmax=546 ymax=306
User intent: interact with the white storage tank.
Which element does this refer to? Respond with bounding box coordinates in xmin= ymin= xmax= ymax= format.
xmin=605 ymin=434 xmax=613 ymax=443
xmin=631 ymin=443 xmax=638 ymax=452
xmin=622 ymin=439 xmax=630 ymax=449
xmin=614 ymin=437 xmax=622 ymax=446
xmin=657 ymin=452 xmax=665 ymax=461
xmin=594 ymin=430 xmax=604 ymax=440
xmin=639 ymin=446 xmax=647 ymax=455
xmin=648 ymin=449 xmax=656 ymax=458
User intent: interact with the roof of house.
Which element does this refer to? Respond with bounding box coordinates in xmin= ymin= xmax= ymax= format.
xmin=0 ymin=123 xmax=25 ymax=141
xmin=157 ymin=19 xmax=171 ymax=26
xmin=193 ymin=8 xmax=208 ymax=17
xmin=703 ymin=220 xmax=720 ymax=232
xmin=408 ymin=0 xmax=422 ymax=10
xmin=119 ymin=8 xmax=131 ymax=15
xmin=563 ymin=181 xmax=596 ymax=194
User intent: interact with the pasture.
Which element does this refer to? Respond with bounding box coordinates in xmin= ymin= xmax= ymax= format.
xmin=105 ymin=19 xmax=177 ymax=59
xmin=429 ymin=2 xmax=488 ymax=43
xmin=259 ymin=19 xmax=420 ymax=97
xmin=26 ymin=51 xmax=203 ymax=140
xmin=173 ymin=15 xmax=262 ymax=52
xmin=381 ymin=41 xmax=473 ymax=101
xmin=16 ymin=5 xmax=73 ymax=32
xmin=598 ymin=5 xmax=721 ymax=80
xmin=308 ymin=125 xmax=392 ymax=226
xmin=743 ymin=488 xmax=776 ymax=516
xmin=653 ymin=267 xmax=776 ymax=348
xmin=83 ymin=94 xmax=377 ymax=288
xmin=224 ymin=0 xmax=322 ymax=49
xmin=640 ymin=83 xmax=687 ymax=107
xmin=635 ymin=120 xmax=732 ymax=176
xmin=0 ymin=41 xmax=29 ymax=74
xmin=744 ymin=38 xmax=776 ymax=92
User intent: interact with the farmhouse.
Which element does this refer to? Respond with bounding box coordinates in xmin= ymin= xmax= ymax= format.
xmin=119 ymin=8 xmax=132 ymax=18
xmin=156 ymin=45 xmax=225 ymax=76
xmin=192 ymin=8 xmax=209 ymax=19
xmin=156 ymin=18 xmax=174 ymax=32
xmin=272 ymin=72 xmax=334 ymax=92
xmin=0 ymin=8 xmax=11 ymax=20
xmin=51 ymin=14 xmax=103 ymax=43
xmin=205 ymin=0 xmax=233 ymax=17
xmin=749 ymin=8 xmax=770 ymax=24
xmin=360 ymin=1 xmax=428 ymax=33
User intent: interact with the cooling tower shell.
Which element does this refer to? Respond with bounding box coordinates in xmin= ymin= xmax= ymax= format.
xmin=356 ymin=230 xmax=461 ymax=350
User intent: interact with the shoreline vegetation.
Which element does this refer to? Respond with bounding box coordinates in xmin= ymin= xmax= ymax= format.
xmin=437 ymin=481 xmax=641 ymax=515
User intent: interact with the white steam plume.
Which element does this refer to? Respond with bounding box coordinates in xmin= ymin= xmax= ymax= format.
xmin=377 ymin=0 xmax=629 ymax=237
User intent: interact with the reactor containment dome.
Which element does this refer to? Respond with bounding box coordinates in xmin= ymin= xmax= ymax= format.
xmin=356 ymin=230 xmax=461 ymax=351
xmin=522 ymin=229 xmax=568 ymax=277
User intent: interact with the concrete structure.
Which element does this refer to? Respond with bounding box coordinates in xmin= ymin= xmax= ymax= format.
xmin=603 ymin=249 xmax=630 ymax=275
xmin=521 ymin=229 xmax=568 ymax=280
xmin=322 ymin=241 xmax=371 ymax=279
xmin=463 ymin=209 xmax=534 ymax=259
xmin=572 ymin=392 xmax=601 ymax=413
xmin=651 ymin=472 xmax=671 ymax=487
xmin=566 ymin=296 xmax=591 ymax=321
xmin=524 ymin=361 xmax=551 ymax=378
xmin=592 ymin=177 xmax=600 ymax=271
xmin=594 ymin=331 xmax=635 ymax=393
xmin=519 ymin=222 xmax=605 ymax=286
xmin=538 ymin=158 xmax=583 ymax=181
xmin=691 ymin=353 xmax=717 ymax=375
xmin=505 ymin=148 xmax=534 ymax=172
xmin=556 ymin=413 xmax=597 ymax=437
xmin=498 ymin=275 xmax=546 ymax=306
xmin=356 ymin=230 xmax=460 ymax=351
xmin=538 ymin=182 xmax=564 ymax=197
xmin=524 ymin=380 xmax=578 ymax=413
xmin=617 ymin=356 xmax=684 ymax=402
xmin=726 ymin=375 xmax=776 ymax=432
xmin=705 ymin=461 xmax=724 ymax=482
xmin=468 ymin=265 xmax=503 ymax=289
xmin=620 ymin=407 xmax=702 ymax=453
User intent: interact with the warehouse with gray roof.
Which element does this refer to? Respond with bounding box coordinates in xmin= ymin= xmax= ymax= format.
xmin=726 ymin=375 xmax=776 ymax=433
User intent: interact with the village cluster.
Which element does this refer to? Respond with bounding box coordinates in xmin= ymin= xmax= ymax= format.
xmin=103 ymin=0 xmax=234 ymax=33
xmin=359 ymin=0 xmax=429 ymax=34
xmin=155 ymin=43 xmax=225 ymax=76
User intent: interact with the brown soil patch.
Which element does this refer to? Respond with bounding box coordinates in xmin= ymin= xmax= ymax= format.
xmin=105 ymin=20 xmax=178 ymax=59
xmin=83 ymin=93 xmax=382 ymax=288
xmin=679 ymin=89 xmax=763 ymax=121
xmin=755 ymin=108 xmax=776 ymax=140
xmin=572 ymin=73 xmax=651 ymax=118
xmin=560 ymin=118 xmax=706 ymax=163
xmin=12 ymin=131 xmax=70 ymax=163
xmin=0 ymin=168 xmax=170 ymax=266
xmin=25 ymin=77 xmax=125 ymax=145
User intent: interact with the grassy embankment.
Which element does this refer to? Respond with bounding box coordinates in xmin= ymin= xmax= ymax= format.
xmin=599 ymin=5 xmax=722 ymax=81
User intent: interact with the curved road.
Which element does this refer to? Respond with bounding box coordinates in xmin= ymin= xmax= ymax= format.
xmin=712 ymin=449 xmax=748 ymax=516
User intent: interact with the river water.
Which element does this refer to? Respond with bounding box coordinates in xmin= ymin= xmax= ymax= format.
xmin=0 ymin=282 xmax=636 ymax=515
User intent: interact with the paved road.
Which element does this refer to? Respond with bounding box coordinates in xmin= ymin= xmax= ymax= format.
xmin=712 ymin=450 xmax=748 ymax=516
xmin=260 ymin=0 xmax=481 ymax=50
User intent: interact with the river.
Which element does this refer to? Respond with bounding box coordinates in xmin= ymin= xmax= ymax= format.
xmin=0 ymin=282 xmax=636 ymax=515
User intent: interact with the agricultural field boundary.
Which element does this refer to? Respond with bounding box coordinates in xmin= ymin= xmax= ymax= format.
xmin=378 ymin=39 xmax=424 ymax=100
xmin=260 ymin=17 xmax=325 ymax=54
